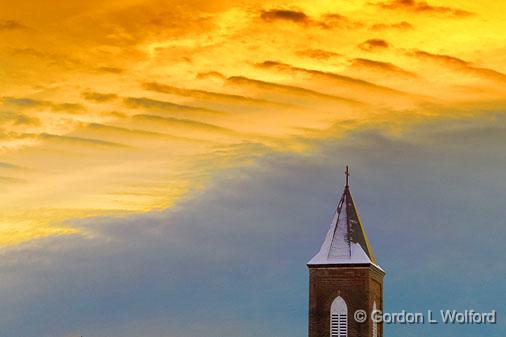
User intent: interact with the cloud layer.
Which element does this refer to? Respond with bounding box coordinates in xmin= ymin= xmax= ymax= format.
xmin=1 ymin=1 xmax=506 ymax=335
xmin=1 ymin=113 xmax=505 ymax=337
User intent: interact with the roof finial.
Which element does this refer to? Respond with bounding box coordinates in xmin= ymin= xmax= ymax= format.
xmin=345 ymin=165 xmax=350 ymax=187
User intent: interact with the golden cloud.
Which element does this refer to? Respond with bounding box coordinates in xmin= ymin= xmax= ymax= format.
xmin=358 ymin=38 xmax=390 ymax=51
xmin=374 ymin=0 xmax=474 ymax=17
xmin=0 ymin=0 xmax=505 ymax=247
xmin=369 ymin=21 xmax=413 ymax=31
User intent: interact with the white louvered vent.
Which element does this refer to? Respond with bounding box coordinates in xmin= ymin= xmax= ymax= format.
xmin=330 ymin=296 xmax=348 ymax=337
xmin=372 ymin=301 xmax=378 ymax=337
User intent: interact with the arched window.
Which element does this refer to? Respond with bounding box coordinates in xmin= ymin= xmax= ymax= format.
xmin=330 ymin=296 xmax=348 ymax=337
xmin=372 ymin=301 xmax=378 ymax=337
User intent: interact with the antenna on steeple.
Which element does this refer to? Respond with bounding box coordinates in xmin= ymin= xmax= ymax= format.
xmin=345 ymin=165 xmax=350 ymax=187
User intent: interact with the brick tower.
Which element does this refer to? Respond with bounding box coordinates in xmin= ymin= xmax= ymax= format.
xmin=308 ymin=167 xmax=384 ymax=337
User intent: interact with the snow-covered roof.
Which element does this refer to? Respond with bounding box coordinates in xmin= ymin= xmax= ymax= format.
xmin=308 ymin=184 xmax=381 ymax=268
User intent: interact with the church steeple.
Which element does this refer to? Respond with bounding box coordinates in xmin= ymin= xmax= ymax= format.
xmin=308 ymin=167 xmax=378 ymax=267
xmin=307 ymin=167 xmax=385 ymax=337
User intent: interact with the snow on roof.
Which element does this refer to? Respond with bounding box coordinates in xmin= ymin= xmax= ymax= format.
xmin=308 ymin=185 xmax=381 ymax=268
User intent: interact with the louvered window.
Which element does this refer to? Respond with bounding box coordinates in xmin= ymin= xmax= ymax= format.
xmin=372 ymin=301 xmax=378 ymax=337
xmin=330 ymin=296 xmax=348 ymax=337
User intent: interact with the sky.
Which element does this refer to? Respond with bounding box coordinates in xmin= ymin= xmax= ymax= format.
xmin=0 ymin=1 xmax=505 ymax=336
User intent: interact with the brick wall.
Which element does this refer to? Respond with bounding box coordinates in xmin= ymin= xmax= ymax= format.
xmin=308 ymin=264 xmax=384 ymax=337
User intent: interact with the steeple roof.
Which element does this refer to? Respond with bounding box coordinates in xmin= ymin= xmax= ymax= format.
xmin=308 ymin=167 xmax=379 ymax=267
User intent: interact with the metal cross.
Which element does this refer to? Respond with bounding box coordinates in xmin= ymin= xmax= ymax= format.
xmin=345 ymin=165 xmax=350 ymax=187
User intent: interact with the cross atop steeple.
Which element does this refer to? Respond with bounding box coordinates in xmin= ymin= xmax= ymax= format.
xmin=345 ymin=165 xmax=350 ymax=187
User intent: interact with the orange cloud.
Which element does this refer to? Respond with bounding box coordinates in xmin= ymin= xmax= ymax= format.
xmin=1 ymin=97 xmax=85 ymax=114
xmin=409 ymin=50 xmax=468 ymax=66
xmin=350 ymin=58 xmax=417 ymax=77
xmin=0 ymin=0 xmax=505 ymax=248
xmin=96 ymin=66 xmax=124 ymax=74
xmin=257 ymin=60 xmax=405 ymax=94
xmin=10 ymin=48 xmax=46 ymax=58
xmin=375 ymin=0 xmax=474 ymax=17
xmin=0 ymin=175 xmax=25 ymax=184
xmin=143 ymin=82 xmax=285 ymax=108
xmin=0 ymin=112 xmax=40 ymax=126
xmin=321 ymin=13 xmax=364 ymax=29
xmin=370 ymin=21 xmax=413 ymax=31
xmin=36 ymin=132 xmax=129 ymax=148
xmin=0 ymin=19 xmax=25 ymax=30
xmin=131 ymin=114 xmax=240 ymax=143
xmin=0 ymin=162 xmax=21 ymax=170
xmin=358 ymin=39 xmax=390 ymax=51
xmin=227 ymin=75 xmax=360 ymax=105
xmin=123 ymin=97 xmax=226 ymax=120
xmin=409 ymin=50 xmax=506 ymax=83
xmin=255 ymin=60 xmax=426 ymax=107
xmin=260 ymin=9 xmax=309 ymax=24
xmin=82 ymin=91 xmax=118 ymax=103
xmin=260 ymin=9 xmax=362 ymax=29
xmin=296 ymin=49 xmax=343 ymax=60
xmin=196 ymin=71 xmax=227 ymax=81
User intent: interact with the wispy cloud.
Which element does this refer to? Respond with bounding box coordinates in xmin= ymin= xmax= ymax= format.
xmin=369 ymin=21 xmax=414 ymax=31
xmin=321 ymin=13 xmax=364 ymax=29
xmin=0 ymin=112 xmax=41 ymax=126
xmin=260 ymin=9 xmax=363 ymax=29
xmin=0 ymin=175 xmax=25 ymax=184
xmin=1 ymin=112 xmax=505 ymax=337
xmin=350 ymin=58 xmax=417 ymax=77
xmin=358 ymin=38 xmax=390 ymax=51
xmin=133 ymin=114 xmax=234 ymax=133
xmin=0 ymin=3 xmax=506 ymax=337
xmin=374 ymin=0 xmax=474 ymax=17
xmin=124 ymin=97 xmax=226 ymax=117
xmin=1 ymin=97 xmax=85 ymax=114
xmin=0 ymin=19 xmax=26 ymax=30
xmin=296 ymin=49 xmax=343 ymax=60
xmin=256 ymin=60 xmax=410 ymax=97
xmin=260 ymin=9 xmax=309 ymax=24
xmin=9 ymin=48 xmax=45 ymax=58
xmin=0 ymin=0 xmax=505 ymax=295
xmin=227 ymin=74 xmax=361 ymax=105
xmin=0 ymin=162 xmax=21 ymax=170
xmin=82 ymin=91 xmax=118 ymax=103
xmin=96 ymin=66 xmax=124 ymax=74
xmin=9 ymin=48 xmax=82 ymax=70
xmin=36 ymin=132 xmax=130 ymax=148
xmin=130 ymin=114 xmax=241 ymax=143
xmin=409 ymin=49 xmax=506 ymax=83
xmin=196 ymin=71 xmax=227 ymax=81
xmin=142 ymin=82 xmax=287 ymax=108
xmin=81 ymin=122 xmax=200 ymax=144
